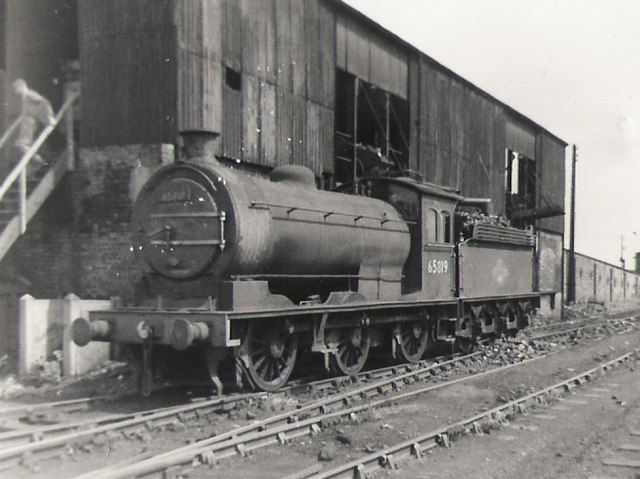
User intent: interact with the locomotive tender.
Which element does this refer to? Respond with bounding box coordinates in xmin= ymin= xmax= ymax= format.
xmin=72 ymin=136 xmax=538 ymax=393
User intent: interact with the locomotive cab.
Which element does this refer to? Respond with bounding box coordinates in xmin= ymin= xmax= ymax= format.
xmin=363 ymin=177 xmax=460 ymax=300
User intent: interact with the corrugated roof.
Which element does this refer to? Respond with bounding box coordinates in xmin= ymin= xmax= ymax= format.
xmin=329 ymin=0 xmax=568 ymax=147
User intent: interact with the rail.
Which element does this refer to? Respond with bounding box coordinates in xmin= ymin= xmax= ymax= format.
xmin=0 ymin=90 xmax=79 ymax=233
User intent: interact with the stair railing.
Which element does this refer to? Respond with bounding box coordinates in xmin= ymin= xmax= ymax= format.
xmin=0 ymin=90 xmax=79 ymax=233
xmin=0 ymin=116 xmax=23 ymax=153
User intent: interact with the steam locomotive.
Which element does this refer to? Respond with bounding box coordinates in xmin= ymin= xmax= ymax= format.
xmin=72 ymin=136 xmax=538 ymax=393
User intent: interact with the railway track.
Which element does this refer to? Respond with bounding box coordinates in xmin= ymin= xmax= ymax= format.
xmin=0 ymin=396 xmax=109 ymax=422
xmin=0 ymin=311 xmax=633 ymax=475
xmin=0 ymin=351 xmax=468 ymax=457
xmin=80 ymin=353 xmax=546 ymax=479
xmin=296 ymin=348 xmax=639 ymax=479
xmin=72 ymin=316 xmax=634 ymax=479
xmin=530 ymin=312 xmax=637 ymax=341
xmin=530 ymin=311 xmax=638 ymax=332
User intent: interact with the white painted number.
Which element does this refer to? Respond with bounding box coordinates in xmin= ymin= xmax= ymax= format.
xmin=427 ymin=259 xmax=449 ymax=274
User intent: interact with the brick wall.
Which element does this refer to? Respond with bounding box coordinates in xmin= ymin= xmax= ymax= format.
xmin=73 ymin=143 xmax=173 ymax=299
xmin=8 ymin=143 xmax=173 ymax=301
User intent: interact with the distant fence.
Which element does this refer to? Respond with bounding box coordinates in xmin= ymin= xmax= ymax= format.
xmin=565 ymin=250 xmax=640 ymax=304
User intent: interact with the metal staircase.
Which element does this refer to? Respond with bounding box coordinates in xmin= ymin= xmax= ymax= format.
xmin=0 ymin=90 xmax=79 ymax=262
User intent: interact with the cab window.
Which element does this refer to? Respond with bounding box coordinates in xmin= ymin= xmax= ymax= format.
xmin=441 ymin=211 xmax=451 ymax=243
xmin=426 ymin=208 xmax=438 ymax=243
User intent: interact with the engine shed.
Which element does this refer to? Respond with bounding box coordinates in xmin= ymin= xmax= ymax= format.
xmin=0 ymin=0 xmax=566 ymax=368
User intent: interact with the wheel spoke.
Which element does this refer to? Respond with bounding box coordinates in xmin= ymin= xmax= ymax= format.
xmin=244 ymin=323 xmax=298 ymax=391
xmin=264 ymin=358 xmax=274 ymax=381
xmin=398 ymin=323 xmax=429 ymax=363
xmin=252 ymin=353 xmax=268 ymax=373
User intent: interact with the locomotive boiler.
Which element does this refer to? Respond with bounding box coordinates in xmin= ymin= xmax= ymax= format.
xmin=131 ymin=161 xmax=411 ymax=303
xmin=72 ymin=136 xmax=539 ymax=393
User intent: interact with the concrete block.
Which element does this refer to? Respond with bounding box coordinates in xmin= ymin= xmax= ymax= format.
xmin=62 ymin=294 xmax=112 ymax=376
xmin=18 ymin=294 xmax=113 ymax=377
xmin=539 ymin=293 xmax=562 ymax=319
xmin=19 ymin=295 xmax=65 ymax=376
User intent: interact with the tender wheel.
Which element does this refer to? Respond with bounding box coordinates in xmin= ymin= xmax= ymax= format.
xmin=455 ymin=337 xmax=476 ymax=354
xmin=455 ymin=314 xmax=477 ymax=354
xmin=330 ymin=326 xmax=370 ymax=376
xmin=518 ymin=304 xmax=531 ymax=329
xmin=478 ymin=306 xmax=495 ymax=336
xmin=244 ymin=322 xmax=298 ymax=391
xmin=396 ymin=321 xmax=430 ymax=363
xmin=503 ymin=304 xmax=518 ymax=337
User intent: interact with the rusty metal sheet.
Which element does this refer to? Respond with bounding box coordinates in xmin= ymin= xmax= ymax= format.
xmin=538 ymin=132 xmax=566 ymax=234
xmin=335 ymin=13 xmax=347 ymax=70
xmin=304 ymin=0 xmax=322 ymax=105
xmin=261 ymin=81 xmax=277 ymax=166
xmin=240 ymin=0 xmax=275 ymax=83
xmin=305 ymin=101 xmax=321 ymax=173
xmin=408 ymin=55 xmax=420 ymax=173
xmin=202 ymin=0 xmax=223 ymax=62
xmin=418 ymin=60 xmax=431 ymax=180
xmin=450 ymin=81 xmax=464 ymax=191
xmin=275 ymin=0 xmax=293 ymax=92
xmin=276 ymin=91 xmax=294 ymax=165
xmin=177 ymin=51 xmax=222 ymax=136
xmin=435 ymin=72 xmax=452 ymax=187
xmin=319 ymin=3 xmax=336 ymax=107
xmin=242 ymin=74 xmax=260 ymax=163
xmin=505 ymin=117 xmax=536 ymax=159
xmin=491 ymin=105 xmax=506 ymax=216
xmin=290 ymin=0 xmax=306 ymax=97
xmin=292 ymin=94 xmax=306 ymax=165
xmin=222 ymin=0 xmax=242 ymax=70
xmin=79 ymin=0 xmax=177 ymax=146
xmin=221 ymin=79 xmax=242 ymax=160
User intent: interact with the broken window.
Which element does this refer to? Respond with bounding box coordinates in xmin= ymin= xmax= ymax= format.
xmin=334 ymin=69 xmax=409 ymax=189
xmin=225 ymin=67 xmax=241 ymax=91
xmin=505 ymin=149 xmax=536 ymax=218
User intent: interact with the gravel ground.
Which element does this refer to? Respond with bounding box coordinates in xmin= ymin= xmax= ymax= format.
xmin=0 ymin=307 xmax=638 ymax=479
xmin=202 ymin=327 xmax=640 ymax=479
xmin=392 ymin=359 xmax=640 ymax=478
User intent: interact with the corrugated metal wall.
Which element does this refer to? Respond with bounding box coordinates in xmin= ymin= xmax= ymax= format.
xmin=537 ymin=132 xmax=566 ymax=233
xmin=78 ymin=0 xmax=565 ymax=235
xmin=335 ymin=15 xmax=408 ymax=99
xmin=78 ymin=0 xmax=176 ymax=146
xmin=406 ymin=52 xmax=565 ymax=232
xmin=172 ymin=0 xmax=335 ymax=175
xmin=409 ymin=58 xmax=509 ymax=210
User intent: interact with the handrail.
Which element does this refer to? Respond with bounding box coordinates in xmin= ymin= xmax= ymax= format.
xmin=0 ymin=90 xmax=79 ymax=202
xmin=0 ymin=116 xmax=23 ymax=152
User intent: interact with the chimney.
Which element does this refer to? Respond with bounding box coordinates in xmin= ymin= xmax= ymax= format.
xmin=179 ymin=130 xmax=220 ymax=163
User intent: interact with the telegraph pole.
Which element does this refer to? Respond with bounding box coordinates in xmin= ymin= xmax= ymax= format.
xmin=567 ymin=144 xmax=577 ymax=304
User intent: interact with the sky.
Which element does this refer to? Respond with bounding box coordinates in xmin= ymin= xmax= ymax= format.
xmin=344 ymin=0 xmax=640 ymax=268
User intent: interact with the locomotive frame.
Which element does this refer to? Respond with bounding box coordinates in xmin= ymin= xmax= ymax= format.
xmin=72 ymin=151 xmax=539 ymax=394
